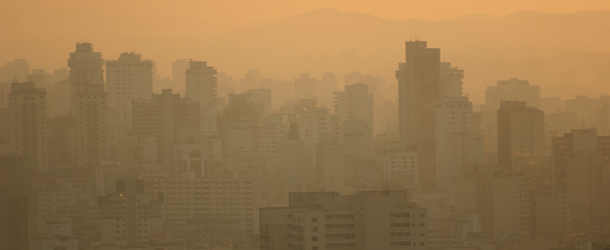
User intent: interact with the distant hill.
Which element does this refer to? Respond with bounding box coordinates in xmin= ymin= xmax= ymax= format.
xmin=3 ymin=9 xmax=610 ymax=102
xmin=200 ymin=9 xmax=610 ymax=101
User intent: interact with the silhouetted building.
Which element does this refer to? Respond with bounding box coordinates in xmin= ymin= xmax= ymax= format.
xmin=435 ymin=96 xmax=480 ymax=191
xmin=0 ymin=59 xmax=31 ymax=83
xmin=335 ymin=83 xmax=374 ymax=134
xmin=171 ymin=59 xmax=189 ymax=93
xmin=482 ymin=78 xmax=541 ymax=155
xmin=131 ymin=89 xmax=201 ymax=171
xmin=551 ymin=129 xmax=610 ymax=234
xmin=315 ymin=137 xmax=345 ymax=193
xmin=279 ymin=123 xmax=310 ymax=195
xmin=396 ymin=41 xmax=442 ymax=192
xmin=106 ymin=52 xmax=154 ymax=147
xmin=218 ymin=93 xmax=261 ymax=157
xmin=319 ymin=72 xmax=337 ymax=107
xmin=294 ymin=73 xmax=317 ymax=100
xmin=73 ymin=84 xmax=110 ymax=167
xmin=9 ymin=82 xmax=49 ymax=173
xmin=240 ymin=69 xmax=261 ymax=91
xmin=247 ymin=88 xmax=272 ymax=117
xmin=497 ymin=101 xmax=545 ymax=170
xmin=440 ymin=62 xmax=464 ymax=98
xmin=27 ymin=69 xmax=53 ymax=89
xmin=342 ymin=119 xmax=372 ymax=161
xmin=67 ymin=42 xmax=104 ymax=97
xmin=185 ymin=60 xmax=217 ymax=136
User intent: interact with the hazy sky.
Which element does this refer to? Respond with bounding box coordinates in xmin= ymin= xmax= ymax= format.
xmin=3 ymin=0 xmax=610 ymax=26
xmin=3 ymin=0 xmax=610 ymax=102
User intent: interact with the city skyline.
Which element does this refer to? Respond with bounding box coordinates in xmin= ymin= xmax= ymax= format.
xmin=2 ymin=2 xmax=610 ymax=250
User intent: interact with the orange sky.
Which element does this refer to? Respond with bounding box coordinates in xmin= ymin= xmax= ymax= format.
xmin=3 ymin=0 xmax=610 ymax=25
xmin=2 ymin=0 xmax=610 ymax=100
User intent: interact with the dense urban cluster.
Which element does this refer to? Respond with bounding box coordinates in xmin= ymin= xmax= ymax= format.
xmin=0 ymin=41 xmax=608 ymax=250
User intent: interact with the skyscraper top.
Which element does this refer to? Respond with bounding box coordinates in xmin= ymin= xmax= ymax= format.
xmin=186 ymin=60 xmax=216 ymax=73
xmin=406 ymin=40 xmax=431 ymax=50
xmin=497 ymin=78 xmax=532 ymax=86
xmin=117 ymin=52 xmax=144 ymax=62
xmin=75 ymin=42 xmax=94 ymax=53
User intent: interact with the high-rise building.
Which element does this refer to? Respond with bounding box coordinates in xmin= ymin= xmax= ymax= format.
xmin=106 ymin=52 xmax=154 ymax=144
xmin=383 ymin=142 xmax=419 ymax=190
xmin=185 ymin=60 xmax=217 ymax=136
xmin=67 ymin=42 xmax=104 ymax=96
xmin=319 ymin=72 xmax=337 ymax=107
xmin=260 ymin=191 xmax=428 ymax=250
xmin=0 ymin=59 xmax=31 ymax=83
xmin=47 ymin=78 xmax=71 ymax=118
xmin=240 ymin=69 xmax=261 ymax=91
xmin=342 ymin=119 xmax=372 ymax=161
xmin=73 ymin=84 xmax=110 ymax=167
xmin=344 ymin=71 xmax=364 ymax=86
xmin=218 ymin=93 xmax=262 ymax=157
xmin=482 ymin=78 xmax=541 ymax=154
xmin=185 ymin=60 xmax=217 ymax=107
xmin=335 ymin=83 xmax=374 ymax=133
xmin=490 ymin=171 xmax=533 ymax=239
xmin=131 ymin=89 xmax=201 ymax=170
xmin=9 ymin=82 xmax=48 ymax=173
xmin=294 ymin=73 xmax=317 ymax=100
xmin=26 ymin=69 xmax=53 ymax=89
xmin=551 ymin=129 xmax=610 ymax=233
xmin=497 ymin=101 xmax=545 ymax=170
xmin=396 ymin=41 xmax=442 ymax=192
xmin=485 ymin=79 xmax=541 ymax=111
xmin=279 ymin=123 xmax=310 ymax=195
xmin=315 ymin=137 xmax=345 ymax=193
xmin=99 ymin=179 xmax=163 ymax=248
xmin=440 ymin=62 xmax=464 ymax=98
xmin=247 ymin=88 xmax=272 ymax=117
xmin=172 ymin=59 xmax=189 ymax=93
xmin=144 ymin=175 xmax=255 ymax=246
xmin=435 ymin=96 xmax=484 ymax=191
xmin=454 ymin=165 xmax=532 ymax=239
